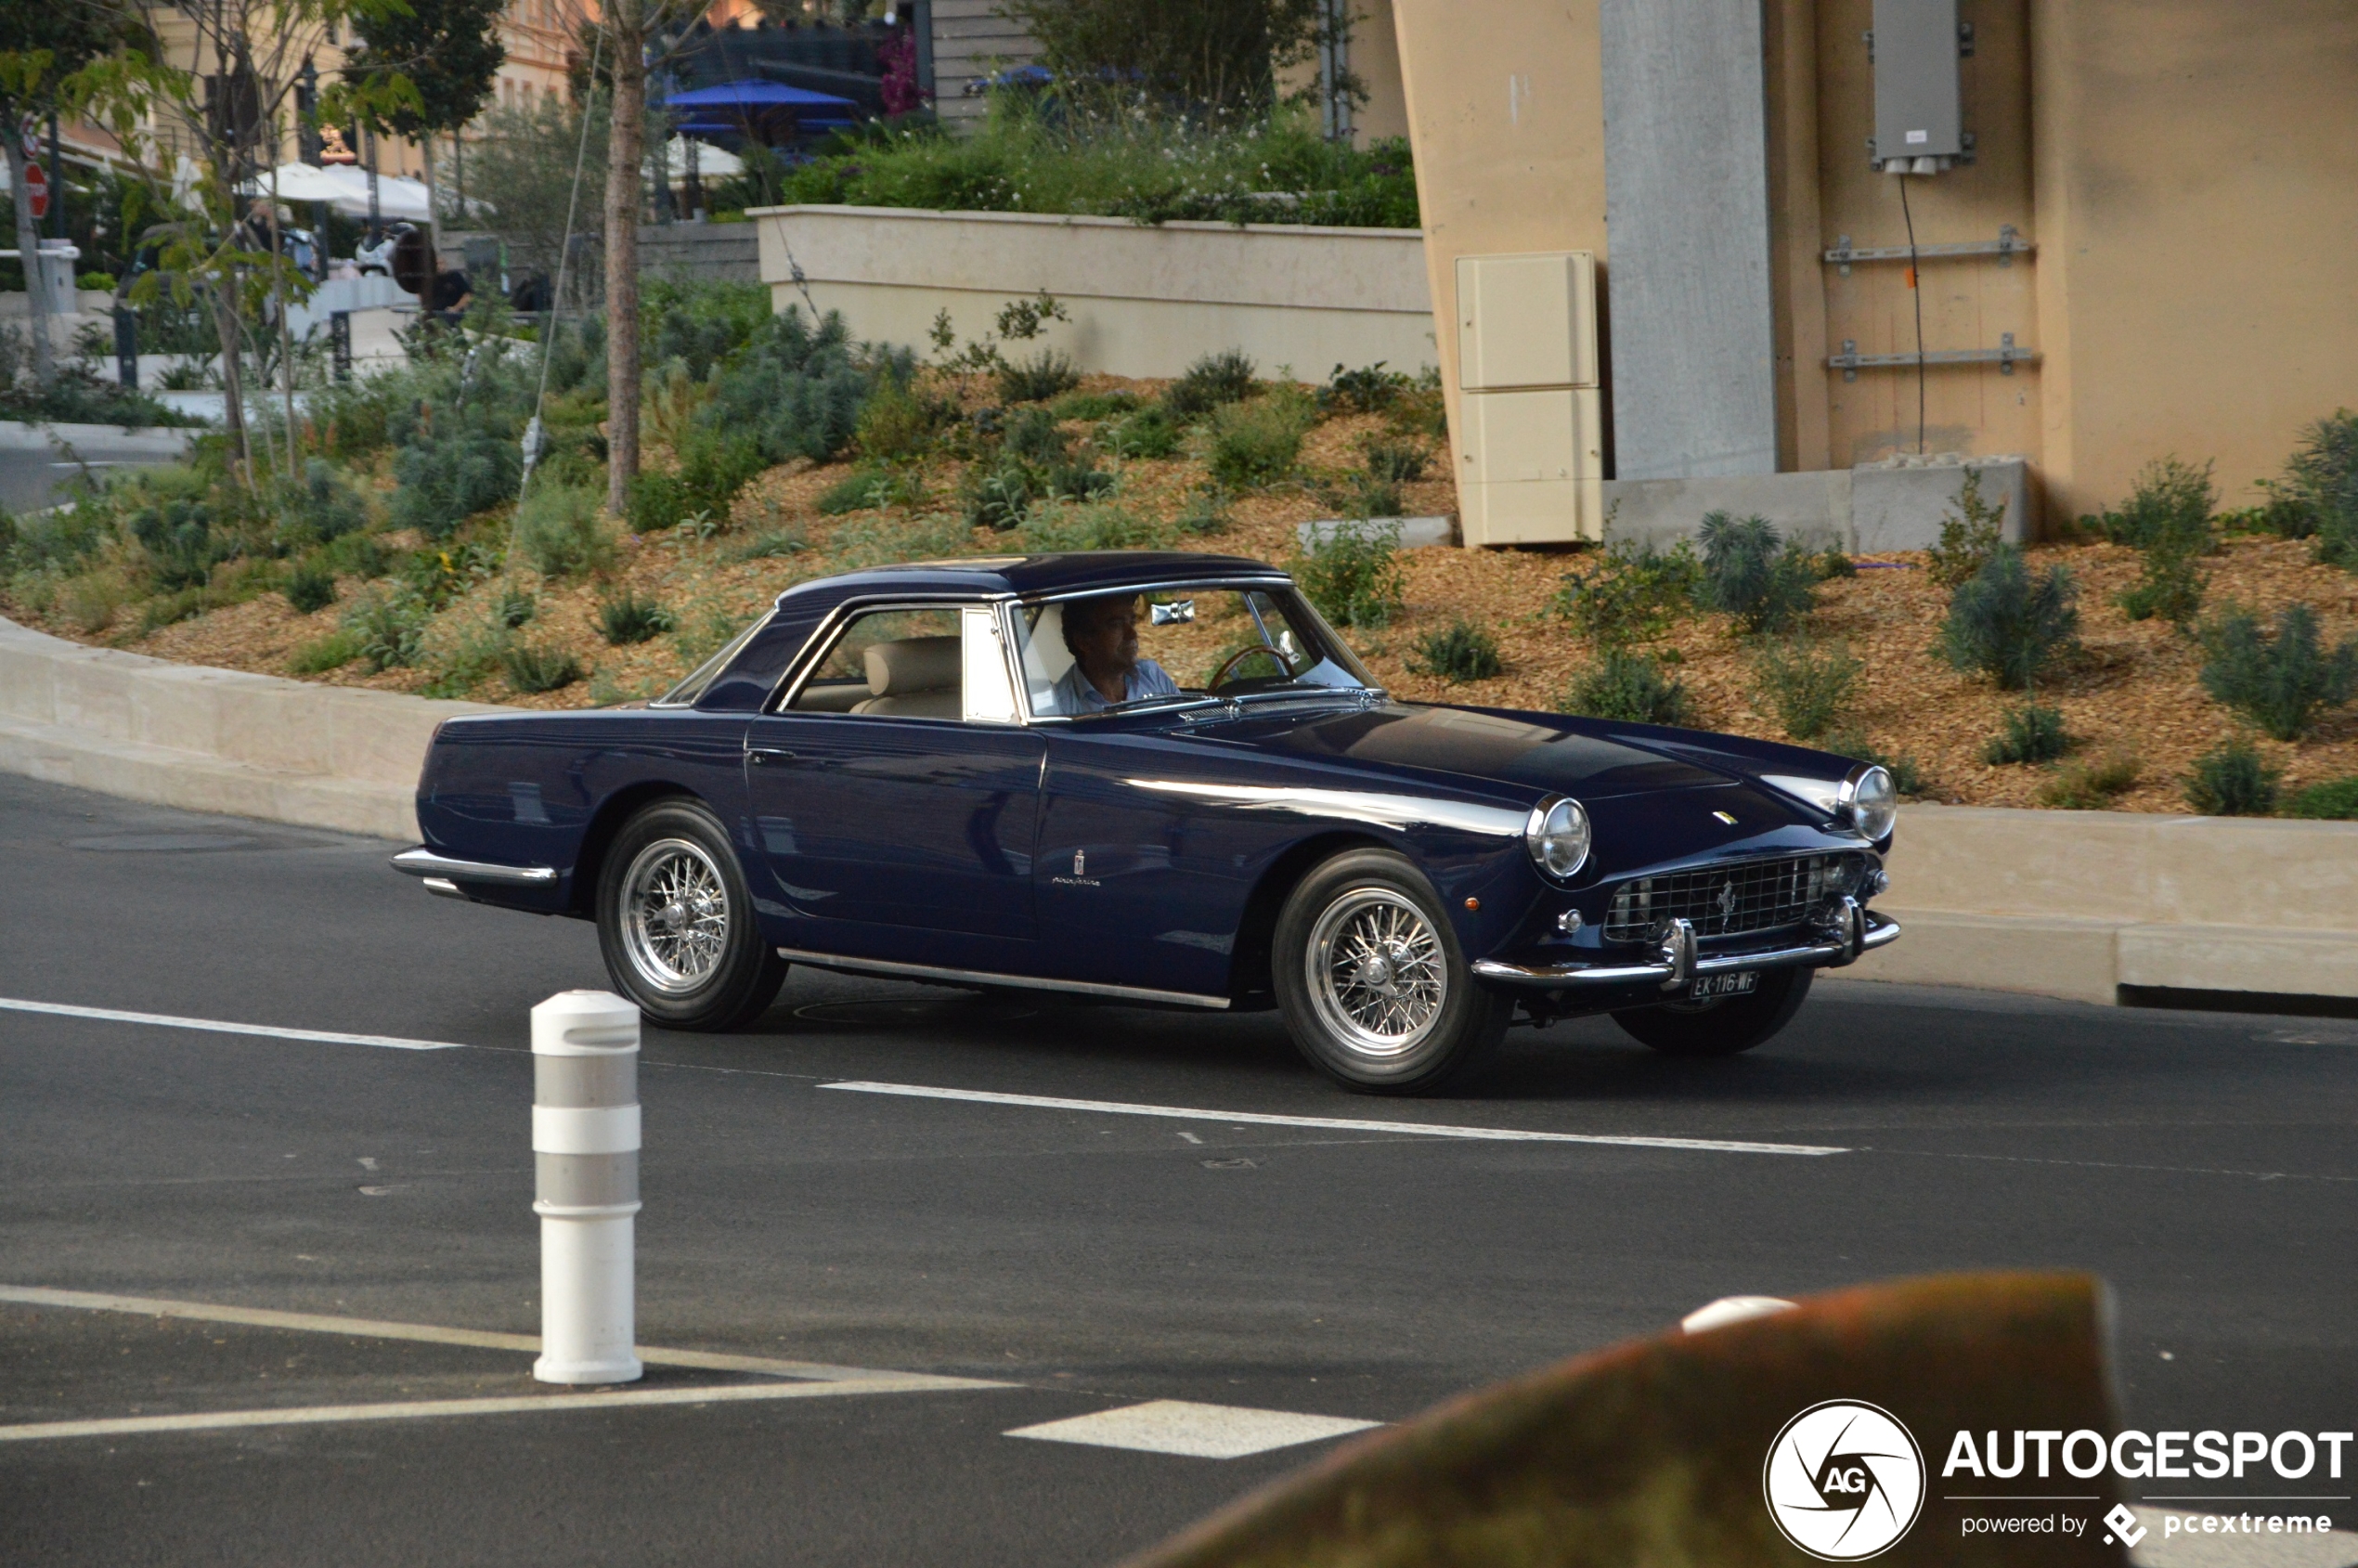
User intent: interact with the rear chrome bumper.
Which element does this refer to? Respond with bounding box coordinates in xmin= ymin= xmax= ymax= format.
xmin=1473 ymin=902 xmax=1899 ymax=991
xmin=390 ymin=847 xmax=557 ymax=887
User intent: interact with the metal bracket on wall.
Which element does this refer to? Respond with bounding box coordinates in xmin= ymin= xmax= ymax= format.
xmin=1831 ymin=332 xmax=2038 ymax=382
xmin=1826 ymin=225 xmax=2029 ymax=276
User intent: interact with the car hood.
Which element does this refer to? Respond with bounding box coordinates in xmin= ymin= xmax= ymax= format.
xmin=1220 ymin=702 xmax=1738 ymax=798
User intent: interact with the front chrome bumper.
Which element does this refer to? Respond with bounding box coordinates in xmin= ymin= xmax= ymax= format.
xmin=1473 ymin=901 xmax=1899 ymax=991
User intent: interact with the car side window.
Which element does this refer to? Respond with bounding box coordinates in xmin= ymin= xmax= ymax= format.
xmin=789 ymin=608 xmax=961 ymax=718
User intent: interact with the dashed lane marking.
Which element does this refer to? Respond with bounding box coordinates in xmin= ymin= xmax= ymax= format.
xmin=1005 ymin=1400 xmax=1380 ymax=1459
xmin=820 ymin=1081 xmax=1849 ymax=1157
xmin=0 ymin=997 xmax=468 ymax=1052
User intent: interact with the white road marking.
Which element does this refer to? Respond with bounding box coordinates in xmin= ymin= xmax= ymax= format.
xmin=0 ymin=997 xmax=467 ymax=1052
xmin=821 ymin=1082 xmax=1848 ymax=1157
xmin=0 ymin=1286 xmax=994 ymax=1387
xmin=1006 ymin=1399 xmax=1380 ymax=1459
xmin=0 ymin=1376 xmax=986 ymax=1445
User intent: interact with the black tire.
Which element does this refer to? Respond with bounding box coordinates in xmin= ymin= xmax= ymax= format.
xmin=595 ymin=798 xmax=787 ymax=1031
xmin=1273 ymin=849 xmax=1512 ymax=1095
xmin=1613 ymin=966 xmax=1813 ymax=1057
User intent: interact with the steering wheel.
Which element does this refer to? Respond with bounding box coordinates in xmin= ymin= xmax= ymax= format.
xmin=1209 ymin=643 xmax=1291 ymax=691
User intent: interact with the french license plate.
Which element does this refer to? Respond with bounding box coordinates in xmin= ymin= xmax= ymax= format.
xmin=1687 ymin=971 xmax=1759 ymax=1001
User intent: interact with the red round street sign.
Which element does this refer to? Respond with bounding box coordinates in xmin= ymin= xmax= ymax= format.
xmin=25 ymin=162 xmax=47 ymax=220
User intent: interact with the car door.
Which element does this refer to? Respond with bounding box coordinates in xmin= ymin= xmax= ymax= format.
xmin=744 ymin=602 xmax=1044 ymax=940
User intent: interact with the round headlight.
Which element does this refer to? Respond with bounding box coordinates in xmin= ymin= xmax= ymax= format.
xmin=1524 ymin=797 xmax=1591 ymax=879
xmin=1845 ymin=765 xmax=1898 ymax=841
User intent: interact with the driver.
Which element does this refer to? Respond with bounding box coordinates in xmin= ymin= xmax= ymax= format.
xmin=1054 ymin=594 xmax=1179 ymax=714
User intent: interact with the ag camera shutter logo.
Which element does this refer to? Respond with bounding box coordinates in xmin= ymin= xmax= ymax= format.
xmin=1764 ymin=1400 xmax=1927 ymax=1560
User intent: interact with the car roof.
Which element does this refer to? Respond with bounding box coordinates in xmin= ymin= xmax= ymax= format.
xmin=770 ymin=551 xmax=1286 ymax=610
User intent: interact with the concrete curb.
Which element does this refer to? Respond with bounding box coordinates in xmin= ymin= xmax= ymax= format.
xmin=0 ymin=616 xmax=504 ymax=841
xmin=4 ymin=614 xmax=2352 ymax=1008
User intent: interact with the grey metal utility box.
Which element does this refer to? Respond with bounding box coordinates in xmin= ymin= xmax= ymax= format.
xmin=1872 ymin=0 xmax=1963 ymax=163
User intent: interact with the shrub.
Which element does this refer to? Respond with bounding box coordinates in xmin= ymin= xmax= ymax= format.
xmin=494 ymin=586 xmax=537 ymax=628
xmin=1103 ymin=407 xmax=1180 ymax=459
xmin=421 ymin=617 xmax=515 ymax=699
xmin=2118 ymin=539 xmax=2207 ymax=627
xmin=2036 ymin=751 xmax=2140 ymax=810
xmin=2086 ymin=456 xmax=2215 ymax=554
xmin=1175 ymin=486 xmax=1232 ymax=537
xmin=1924 ymin=471 xmax=2009 ymax=589
xmin=853 ymin=377 xmax=949 ymax=461
xmin=964 ymin=461 xmax=1037 ymax=531
xmin=1331 ymin=469 xmax=1403 ymax=520
xmin=341 ymin=584 xmax=431 ymax=671
xmin=284 ymin=558 xmax=338 ymax=615
xmin=1356 ymin=433 xmax=1431 ymax=484
xmin=1049 ymin=389 xmax=1138 ymax=421
xmin=1001 ymin=406 xmax=1072 ymax=464
xmin=598 ymin=590 xmax=677 ymax=645
xmin=1041 ymin=460 xmax=1116 ymax=501
xmin=1163 ymin=349 xmax=1258 ymax=420
xmin=2283 ymin=776 xmax=2358 ymax=820
xmin=1815 ymin=548 xmax=1858 ymax=580
xmin=1550 ymin=539 xmax=1701 ymax=648
xmin=2197 ymin=602 xmax=2358 ymax=740
xmin=1750 ymin=636 xmax=1859 ymax=741
xmin=2281 ymin=410 xmax=2358 ymax=570
xmin=288 ymin=630 xmax=362 ymax=674
xmin=1982 ymin=704 xmax=2071 ymax=765
xmin=390 ymin=433 xmax=522 ymax=540
xmin=726 ymin=527 xmax=807 ymax=562
xmin=514 ymin=483 xmax=615 ymax=578
xmin=1017 ymin=499 xmax=1176 ymax=552
xmin=1207 ymin=388 xmax=1314 ymax=488
xmin=1292 ymin=521 xmax=1404 ymax=628
xmin=1940 ymin=546 xmax=2080 ymax=689
xmin=1562 ymin=650 xmax=1691 ymax=726
xmin=1410 ymin=619 xmax=1502 ymax=682
xmin=1320 ymin=361 xmax=1412 ymax=416
xmin=994 ymin=349 xmax=1082 ymax=405
xmin=818 ymin=466 xmax=921 ymax=515
xmin=324 ymin=530 xmax=390 ymax=579
xmin=703 ymin=306 xmax=871 ymax=464
xmin=500 ymin=640 xmax=584 ymax=693
xmin=1696 ymin=512 xmax=1818 ymax=634
xmin=126 ymin=491 xmax=228 ymax=592
xmin=2183 ymin=739 xmax=2281 ymax=817
xmin=276 ymin=459 xmax=369 ymax=549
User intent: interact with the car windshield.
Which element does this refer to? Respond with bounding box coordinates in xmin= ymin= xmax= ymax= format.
xmin=1012 ymin=584 xmax=1379 ymax=719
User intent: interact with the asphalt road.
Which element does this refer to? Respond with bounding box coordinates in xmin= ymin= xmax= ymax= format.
xmin=3 ymin=770 xmax=2355 ymax=1565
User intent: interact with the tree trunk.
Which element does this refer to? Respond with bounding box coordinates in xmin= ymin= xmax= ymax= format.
xmin=5 ymin=141 xmax=55 ymax=385
xmin=214 ymin=280 xmax=252 ymax=484
xmin=603 ymin=6 xmax=646 ymax=518
xmin=421 ymin=137 xmax=441 ymax=289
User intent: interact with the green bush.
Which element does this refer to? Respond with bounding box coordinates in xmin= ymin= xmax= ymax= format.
xmin=2086 ymin=456 xmax=2215 ymax=553
xmin=1049 ymin=389 xmax=1138 ymax=421
xmin=1175 ymin=486 xmax=1230 ymax=537
xmin=1696 ymin=512 xmax=1818 ymax=634
xmin=341 ymin=583 xmax=431 ymax=671
xmin=323 ymin=529 xmax=390 ymax=580
xmin=702 ymin=306 xmax=873 ymax=464
xmin=1042 ymin=460 xmax=1116 ymax=501
xmin=2183 ymin=739 xmax=2281 ymax=816
xmin=126 ymin=490 xmax=228 ymax=592
xmin=390 ymin=432 xmax=522 ymax=540
xmin=1104 ymin=406 xmax=1181 ymax=459
xmin=2282 ymin=776 xmax=2358 ymax=820
xmin=1410 ymin=619 xmax=1502 ymax=682
xmin=1292 ymin=522 xmax=1404 ymax=629
xmin=1207 ymin=389 xmax=1313 ymax=489
xmin=598 ymin=590 xmax=677 ymax=645
xmin=1163 ymin=349 xmax=1258 ymax=421
xmin=2281 ymin=409 xmax=2358 ymax=570
xmin=275 ymin=459 xmax=369 ymax=549
xmin=2118 ymin=541 xmax=2207 ymax=627
xmin=726 ymin=527 xmax=807 ymax=562
xmin=1562 ymin=649 xmax=1691 ymax=726
xmin=514 ymin=483 xmax=615 ymax=578
xmin=1002 ymin=406 xmax=1072 ymax=464
xmin=1356 ymin=433 xmax=1431 ymax=485
xmin=1320 ymin=361 xmax=1413 ymax=416
xmin=1550 ymin=539 xmax=1701 ymax=648
xmin=2197 ymin=602 xmax=2358 ymax=741
xmin=500 ymin=640 xmax=583 ymax=693
xmin=1924 ymin=470 xmax=2009 ymax=589
xmin=817 ymin=466 xmax=922 ymax=516
xmin=1017 ymin=499 xmax=1175 ymax=552
xmin=853 ymin=377 xmax=950 ymax=461
xmin=1750 ymin=636 xmax=1859 ymax=741
xmin=1982 ymin=704 xmax=2071 ymax=765
xmin=493 ymin=586 xmax=537 ymax=628
xmin=1329 ymin=469 xmax=1403 ymax=521
xmin=994 ymin=349 xmax=1082 ymax=405
xmin=284 ymin=558 xmax=338 ymax=615
xmin=1940 ymin=546 xmax=2080 ymax=689
xmin=287 ymin=629 xmax=362 ymax=674
xmin=2036 ymin=752 xmax=2140 ymax=810
xmin=964 ymin=461 xmax=1038 ymax=531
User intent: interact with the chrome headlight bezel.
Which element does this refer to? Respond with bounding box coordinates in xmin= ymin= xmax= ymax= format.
xmin=1523 ymin=796 xmax=1591 ymax=881
xmin=1840 ymin=763 xmax=1898 ymax=842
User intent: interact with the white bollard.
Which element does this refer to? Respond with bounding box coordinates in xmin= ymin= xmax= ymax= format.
xmin=531 ymin=990 xmax=644 ymax=1385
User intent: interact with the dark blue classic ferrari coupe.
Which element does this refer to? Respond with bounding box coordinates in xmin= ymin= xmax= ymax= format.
xmin=393 ymin=551 xmax=1898 ymax=1092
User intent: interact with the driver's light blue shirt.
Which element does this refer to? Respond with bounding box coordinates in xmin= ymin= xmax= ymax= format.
xmin=1053 ymin=658 xmax=1178 ymax=715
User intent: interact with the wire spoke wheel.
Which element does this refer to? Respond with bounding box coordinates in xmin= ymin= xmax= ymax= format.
xmin=1306 ymin=888 xmax=1448 ymax=1059
xmin=620 ymin=836 xmax=731 ymax=994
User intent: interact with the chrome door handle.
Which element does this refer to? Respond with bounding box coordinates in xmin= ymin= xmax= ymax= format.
xmin=747 ymin=747 xmax=798 ymax=766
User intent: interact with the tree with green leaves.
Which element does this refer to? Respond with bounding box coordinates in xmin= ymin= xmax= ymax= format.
xmin=0 ymin=10 xmax=120 ymax=383
xmin=343 ymin=0 xmax=504 ymax=265
xmin=1000 ymin=0 xmax=1341 ymax=119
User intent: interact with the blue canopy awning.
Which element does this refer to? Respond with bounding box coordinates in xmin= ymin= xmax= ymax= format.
xmin=661 ymin=79 xmax=860 ymax=114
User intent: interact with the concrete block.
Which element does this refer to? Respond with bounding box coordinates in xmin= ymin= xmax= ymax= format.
xmin=323 ymin=688 xmax=498 ymax=788
xmin=0 ymin=626 xmax=65 ymax=722
xmin=1600 ymin=471 xmax=1852 ymax=552
xmin=1883 ymin=803 xmax=2161 ymax=923
xmin=1846 ymin=908 xmax=2123 ymax=1006
xmin=1850 ymin=456 xmax=2038 ymax=552
xmin=2118 ymin=923 xmax=2358 ymax=1000
xmin=48 ymin=650 xmax=140 ymax=742
xmin=126 ymin=662 xmax=232 ymax=757
xmin=2144 ymin=814 xmax=2358 ymax=930
xmin=208 ymin=676 xmax=339 ymax=776
xmin=1297 ymin=516 xmax=1454 ymax=551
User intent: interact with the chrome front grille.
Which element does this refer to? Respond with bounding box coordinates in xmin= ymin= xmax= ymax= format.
xmin=1604 ymin=854 xmax=1860 ymax=944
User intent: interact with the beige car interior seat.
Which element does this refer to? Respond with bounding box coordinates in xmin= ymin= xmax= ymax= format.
xmin=1019 ymin=603 xmax=1076 ymax=712
xmin=853 ymin=636 xmax=963 ymax=719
